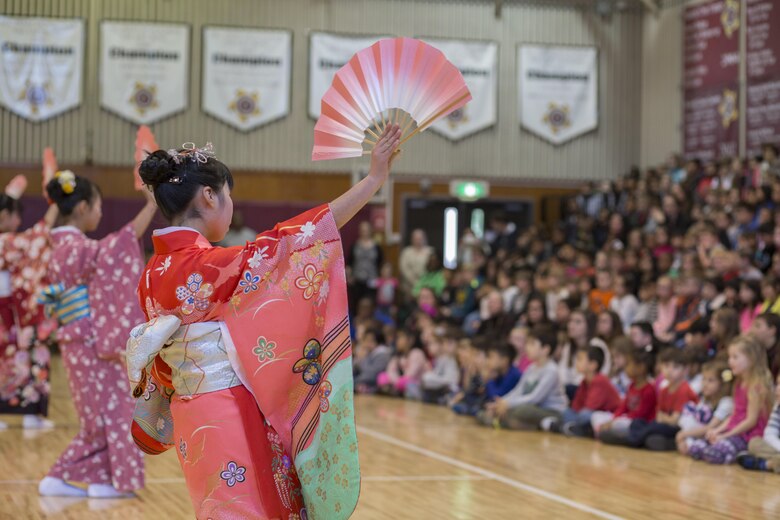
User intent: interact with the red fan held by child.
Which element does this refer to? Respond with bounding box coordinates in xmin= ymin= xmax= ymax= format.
xmin=312 ymin=37 xmax=472 ymax=161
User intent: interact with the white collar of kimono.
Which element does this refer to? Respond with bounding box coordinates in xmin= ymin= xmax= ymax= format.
xmin=51 ymin=225 xmax=83 ymax=235
xmin=153 ymin=226 xmax=202 ymax=237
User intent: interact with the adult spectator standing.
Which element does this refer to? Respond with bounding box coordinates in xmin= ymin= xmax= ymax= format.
xmin=400 ymin=229 xmax=433 ymax=301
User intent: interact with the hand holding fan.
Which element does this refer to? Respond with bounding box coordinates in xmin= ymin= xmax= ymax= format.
xmin=134 ymin=125 xmax=159 ymax=191
xmin=4 ymin=175 xmax=27 ymax=200
xmin=312 ymin=38 xmax=471 ymax=161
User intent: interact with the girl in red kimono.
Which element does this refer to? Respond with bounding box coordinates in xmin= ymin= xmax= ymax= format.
xmin=0 ymin=176 xmax=58 ymax=430
xmin=126 ymin=125 xmax=401 ymax=519
xmin=39 ymin=170 xmax=157 ymax=498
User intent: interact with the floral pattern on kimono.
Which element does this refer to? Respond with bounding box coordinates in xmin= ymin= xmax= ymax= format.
xmin=132 ymin=205 xmax=359 ymax=520
xmin=46 ymin=224 xmax=145 ymax=492
xmin=0 ymin=220 xmax=54 ymax=415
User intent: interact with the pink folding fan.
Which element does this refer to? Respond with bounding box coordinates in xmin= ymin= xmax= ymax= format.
xmin=312 ymin=37 xmax=471 ymax=161
xmin=134 ymin=125 xmax=159 ymax=190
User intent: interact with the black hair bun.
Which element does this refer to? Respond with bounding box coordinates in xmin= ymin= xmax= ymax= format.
xmin=139 ymin=150 xmax=176 ymax=187
xmin=46 ymin=177 xmax=68 ymax=204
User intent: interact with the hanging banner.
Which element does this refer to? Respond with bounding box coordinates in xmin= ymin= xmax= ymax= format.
xmin=746 ymin=0 xmax=780 ymax=156
xmin=683 ymin=0 xmax=740 ymax=160
xmin=308 ymin=32 xmax=387 ymax=119
xmin=0 ymin=16 xmax=84 ymax=122
xmin=100 ymin=21 xmax=189 ymax=125
xmin=518 ymin=45 xmax=598 ymax=145
xmin=202 ymin=27 xmax=292 ymax=131
xmin=423 ymin=38 xmax=498 ymax=141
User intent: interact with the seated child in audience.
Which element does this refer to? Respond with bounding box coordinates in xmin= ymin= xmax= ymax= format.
xmin=687 ymin=335 xmax=773 ymax=465
xmin=610 ymin=336 xmax=633 ymax=398
xmin=627 ymin=348 xmax=699 ymax=450
xmin=550 ymin=346 xmax=620 ymax=437
xmin=415 ymin=326 xmax=461 ymax=404
xmin=591 ymin=348 xmax=657 ymax=444
xmin=354 ymin=328 xmax=392 ymax=393
xmin=683 ymin=345 xmax=710 ymax=395
xmin=676 ymin=361 xmax=734 ymax=454
xmin=633 ymin=281 xmax=656 ymax=324
xmin=509 ymin=325 xmax=532 ymax=373
xmin=589 ymin=270 xmax=615 ymax=314
xmin=484 ymin=343 xmax=522 ymax=402
xmin=450 ymin=338 xmax=488 ymax=416
xmin=610 ymin=275 xmax=639 ymax=334
xmin=477 ymin=325 xmax=567 ymax=430
xmin=377 ymin=329 xmax=429 ymax=398
xmin=738 ymin=372 xmax=780 ymax=473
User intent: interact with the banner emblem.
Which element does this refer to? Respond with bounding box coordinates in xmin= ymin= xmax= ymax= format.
xmin=18 ymin=81 xmax=52 ymax=115
xmin=718 ymin=88 xmax=738 ymax=128
xmin=129 ymin=82 xmax=159 ymax=116
xmin=543 ymin=103 xmax=571 ymax=135
xmin=721 ymin=0 xmax=740 ymax=38
xmin=229 ymin=90 xmax=261 ymax=122
xmin=446 ymin=107 xmax=469 ymax=130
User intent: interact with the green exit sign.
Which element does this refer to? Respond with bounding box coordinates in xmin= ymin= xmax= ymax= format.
xmin=450 ymin=180 xmax=489 ymax=201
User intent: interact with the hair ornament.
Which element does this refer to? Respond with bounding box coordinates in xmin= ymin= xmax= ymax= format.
xmin=721 ymin=368 xmax=733 ymax=383
xmin=55 ymin=170 xmax=76 ymax=195
xmin=166 ymin=142 xmax=216 ymax=165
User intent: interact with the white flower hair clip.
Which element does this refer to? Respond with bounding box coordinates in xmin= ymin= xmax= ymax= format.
xmin=166 ymin=142 xmax=216 ymax=165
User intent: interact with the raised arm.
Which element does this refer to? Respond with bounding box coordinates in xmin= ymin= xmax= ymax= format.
xmin=329 ymin=124 xmax=401 ymax=229
xmin=132 ymin=187 xmax=158 ymax=239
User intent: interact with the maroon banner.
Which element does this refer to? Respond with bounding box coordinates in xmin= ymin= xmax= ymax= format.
xmin=746 ymin=0 xmax=780 ymax=156
xmin=684 ymin=0 xmax=741 ymax=161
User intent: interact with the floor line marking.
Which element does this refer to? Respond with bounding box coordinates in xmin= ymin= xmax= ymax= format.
xmin=358 ymin=425 xmax=626 ymax=520
xmin=0 ymin=475 xmax=490 ymax=486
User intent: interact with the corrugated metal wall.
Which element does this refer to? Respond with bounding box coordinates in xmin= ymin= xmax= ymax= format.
xmin=0 ymin=0 xmax=643 ymax=181
xmin=640 ymin=2 xmax=683 ymax=168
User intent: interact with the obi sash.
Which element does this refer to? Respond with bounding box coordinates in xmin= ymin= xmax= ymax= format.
xmin=126 ymin=316 xmax=241 ymax=398
xmin=38 ymin=283 xmax=90 ymax=326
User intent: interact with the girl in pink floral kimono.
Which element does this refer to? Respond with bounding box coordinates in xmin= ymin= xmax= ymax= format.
xmin=38 ymin=170 xmax=157 ymax=498
xmin=126 ymin=125 xmax=401 ymax=519
xmin=0 ymin=175 xmax=58 ymax=430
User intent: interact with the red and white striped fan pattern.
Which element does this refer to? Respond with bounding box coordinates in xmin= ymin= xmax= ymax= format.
xmin=312 ymin=37 xmax=472 ymax=161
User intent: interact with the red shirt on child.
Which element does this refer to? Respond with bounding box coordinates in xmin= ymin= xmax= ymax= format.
xmin=571 ymin=373 xmax=621 ymax=413
xmin=614 ymin=381 xmax=657 ymax=421
xmin=657 ymin=381 xmax=698 ymax=415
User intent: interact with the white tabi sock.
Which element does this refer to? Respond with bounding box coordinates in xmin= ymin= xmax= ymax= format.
xmin=38 ymin=476 xmax=88 ymax=497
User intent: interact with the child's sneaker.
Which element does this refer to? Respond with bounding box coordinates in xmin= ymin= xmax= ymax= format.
xmin=563 ymin=422 xmax=593 ymax=438
xmin=737 ymin=452 xmax=768 ymax=471
xmin=540 ymin=417 xmax=560 ymax=432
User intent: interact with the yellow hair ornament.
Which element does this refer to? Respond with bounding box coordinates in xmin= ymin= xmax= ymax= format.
xmin=721 ymin=368 xmax=734 ymax=383
xmin=54 ymin=170 xmax=76 ymax=195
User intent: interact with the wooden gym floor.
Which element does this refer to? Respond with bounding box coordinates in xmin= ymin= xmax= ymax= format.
xmin=1 ymin=356 xmax=778 ymax=519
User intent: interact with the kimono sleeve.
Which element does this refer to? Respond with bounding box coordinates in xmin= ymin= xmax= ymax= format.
xmin=222 ymin=204 xmax=360 ymax=520
xmin=0 ymin=220 xmax=49 ymax=272
xmin=90 ymin=223 xmax=146 ymax=357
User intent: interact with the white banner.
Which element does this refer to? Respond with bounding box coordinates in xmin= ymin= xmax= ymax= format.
xmin=100 ymin=21 xmax=189 ymax=125
xmin=424 ymin=39 xmax=498 ymax=141
xmin=308 ymin=32 xmax=387 ymax=119
xmin=518 ymin=45 xmax=598 ymax=145
xmin=0 ymin=16 xmax=84 ymax=122
xmin=202 ymin=27 xmax=292 ymax=131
